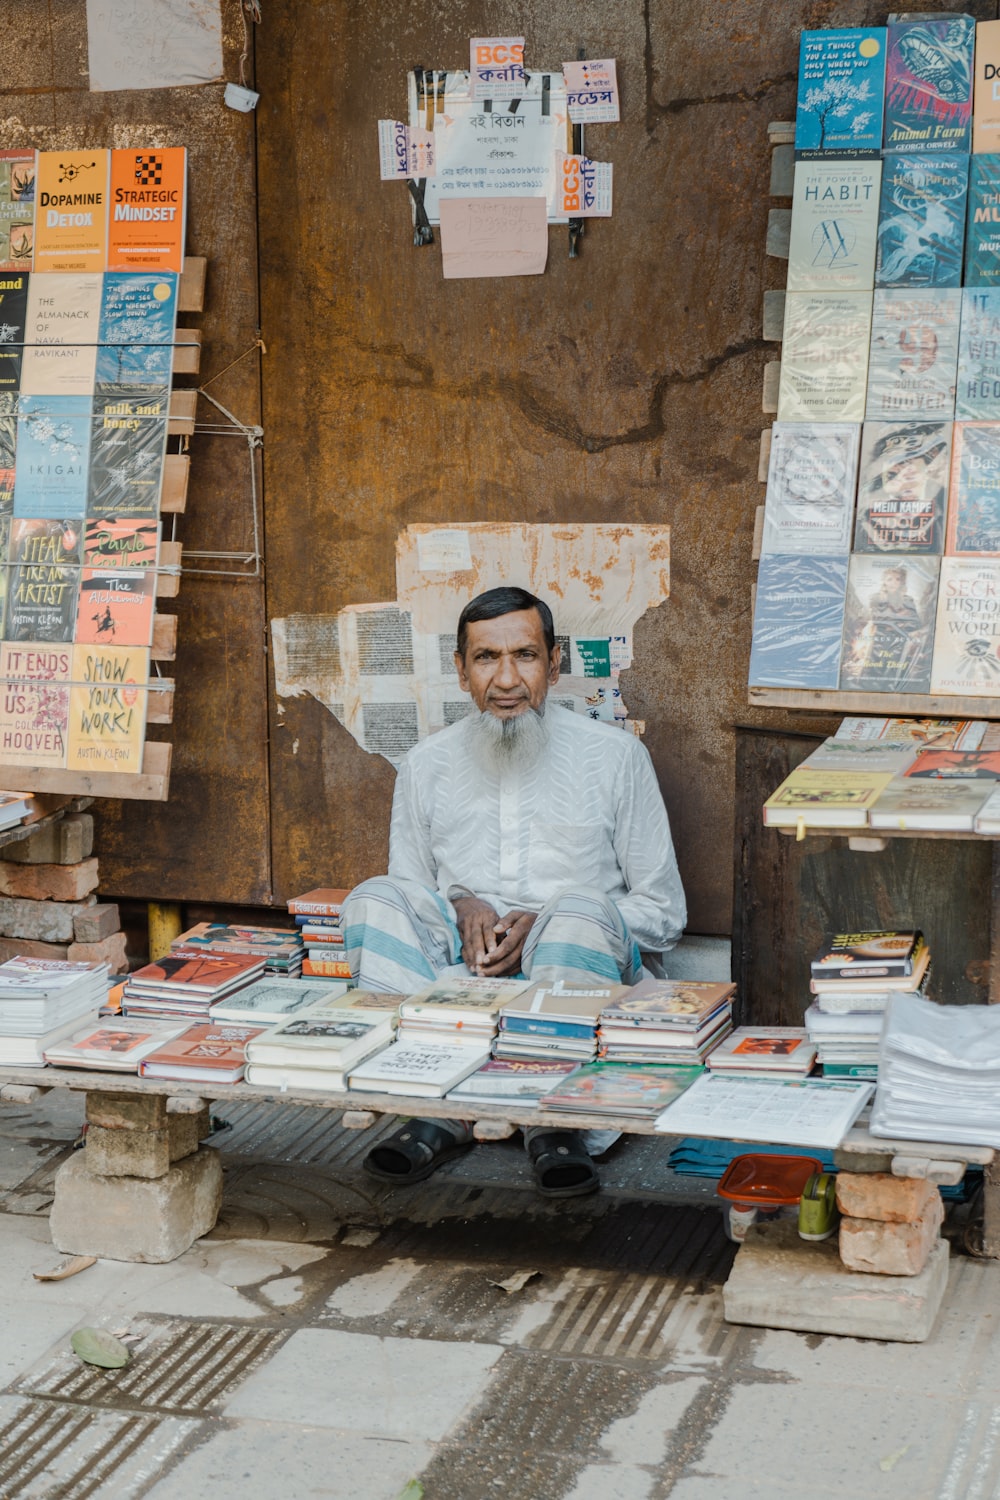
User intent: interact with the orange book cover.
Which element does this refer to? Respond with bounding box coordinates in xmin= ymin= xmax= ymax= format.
xmin=303 ymin=958 xmax=352 ymax=978
xmin=107 ymin=148 xmax=187 ymax=273
xmin=974 ymin=20 xmax=1000 ymax=154
xmin=75 ymin=569 xmax=155 ymax=648
xmin=139 ymin=1021 xmax=265 ymax=1077
xmin=130 ymin=951 xmax=264 ymax=991
xmin=34 ymin=150 xmax=109 ymax=273
xmin=287 ymin=887 xmax=351 ymax=914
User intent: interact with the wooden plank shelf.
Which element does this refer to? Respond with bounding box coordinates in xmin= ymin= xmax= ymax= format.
xmin=178 ymin=256 xmax=206 ymax=313
xmin=155 ymin=541 xmax=183 ymax=599
xmin=160 ymin=455 xmax=190 ymax=515
xmin=167 ymin=390 xmax=197 ymax=436
xmin=750 ymin=685 xmax=1000 ymax=720
xmin=151 ymin=613 xmax=177 ymax=662
xmin=147 ymin=680 xmax=175 ymax=725
xmin=0 ymin=741 xmax=171 ymax=803
xmin=172 ymin=328 xmax=202 ymax=376
xmin=774 ymin=824 xmax=1000 ymax=842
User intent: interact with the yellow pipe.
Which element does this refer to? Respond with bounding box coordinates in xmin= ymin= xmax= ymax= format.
xmin=148 ymin=901 xmax=182 ymax=961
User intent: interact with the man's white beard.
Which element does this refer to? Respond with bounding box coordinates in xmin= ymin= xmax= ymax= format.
xmin=467 ymin=703 xmax=550 ymax=773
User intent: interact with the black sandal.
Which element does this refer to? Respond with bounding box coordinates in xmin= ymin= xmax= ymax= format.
xmin=526 ymin=1130 xmax=600 ymax=1198
xmin=363 ymin=1119 xmax=474 ymax=1184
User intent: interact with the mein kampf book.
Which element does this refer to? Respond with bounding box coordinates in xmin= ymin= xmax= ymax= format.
xmin=974 ymin=22 xmax=1000 ymax=155
xmin=787 ymin=159 xmax=880 ymax=292
xmin=13 ymin=397 xmax=91 ymax=519
xmin=0 ymin=272 xmax=28 ymax=394
xmin=875 ymin=152 xmax=968 ymax=288
xmin=930 ymin=557 xmax=1000 ymax=695
xmin=66 ymin=643 xmax=149 ymax=774
xmin=0 ymin=151 xmax=34 ymax=271
xmin=20 ymin=274 xmax=101 ymax=397
xmin=761 ymin=422 xmax=860 ymax=555
xmin=777 ymin=291 xmax=872 ymax=422
xmin=965 ymin=156 xmax=1000 ymax=287
xmin=139 ymin=1021 xmax=265 ymax=1084
xmin=865 ymin=288 xmax=960 ymax=420
xmin=33 ymin=149 xmax=109 ymax=273
xmin=748 ymin=554 xmax=849 ymax=690
xmin=762 ymin=767 xmax=895 ymax=829
xmin=95 ymin=272 xmax=178 ymax=392
xmin=956 ymin=290 xmax=1000 ymax=421
xmin=883 ymin=15 xmax=974 ymax=155
xmin=107 ymin=147 xmax=187 ymax=273
xmin=0 ymin=643 xmax=70 ymax=768
xmin=794 ymin=28 xmax=887 ymax=157
xmin=839 ymin=553 xmax=939 ymax=693
xmin=811 ymin=930 xmax=922 ymax=980
xmin=869 ymin=774 xmax=992 ymax=830
xmin=87 ymin=390 xmax=168 ymax=520
xmin=854 ymin=421 xmax=949 ymax=552
xmin=948 ymin=423 xmax=1000 ymax=554
xmin=4 ymin=519 xmax=81 ymax=641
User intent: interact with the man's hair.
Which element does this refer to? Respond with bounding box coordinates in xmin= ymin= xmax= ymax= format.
xmin=456 ymin=586 xmax=555 ymax=658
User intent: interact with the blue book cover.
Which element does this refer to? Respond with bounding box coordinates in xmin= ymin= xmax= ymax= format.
xmin=956 ymin=290 xmax=1000 ymax=421
xmin=965 ymin=156 xmax=1000 ymax=287
xmin=876 ymin=153 xmax=968 ymax=288
xmin=13 ymin=394 xmax=90 ymax=518
xmin=795 ymin=29 xmax=887 ymax=156
xmin=500 ymin=1016 xmax=596 ymax=1040
xmin=884 ymin=15 xmax=974 ymax=153
xmin=95 ymin=271 xmax=178 ymax=389
xmin=748 ymin=554 xmax=849 ymax=689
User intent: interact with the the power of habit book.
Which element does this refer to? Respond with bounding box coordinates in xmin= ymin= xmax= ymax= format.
xmin=0 ymin=145 xmax=187 ymax=775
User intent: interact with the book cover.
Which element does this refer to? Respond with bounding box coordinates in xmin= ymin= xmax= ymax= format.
xmin=301 ymin=957 xmax=352 ymax=978
xmin=0 ymin=394 xmax=13 ymax=513
xmin=601 ymin=978 xmax=736 ymax=1026
xmin=86 ymin=389 xmax=168 ymax=520
xmin=247 ymin=1009 xmax=394 ymax=1065
xmin=0 ymin=272 xmax=28 ymax=394
xmin=875 ymin=151 xmax=968 ymax=287
xmin=965 ymin=156 xmax=1000 ymax=287
xmin=795 ymin=29 xmax=886 ymax=157
xmin=762 ymin=767 xmax=896 ymax=827
xmin=931 ymin=556 xmax=1000 ymax=693
xmin=19 ymin=274 xmax=101 ymax=397
xmin=209 ymin=978 xmax=340 ymax=1025
xmin=33 ymin=150 xmax=109 ymax=273
xmin=176 ymin=922 xmax=303 ymax=953
xmin=139 ymin=1021 xmax=265 ymax=1081
xmin=541 ymin=1061 xmax=704 ymax=1116
xmin=4 ymin=519 xmax=81 ymax=642
xmin=905 ymin=748 xmax=1000 ymax=779
xmin=974 ymin=784 xmax=1000 ymax=832
xmin=956 ymin=289 xmax=1000 ymax=420
xmin=43 ymin=1017 xmax=188 ymax=1071
xmin=0 ymin=642 xmax=70 ymax=768
xmin=777 ymin=291 xmax=872 ymax=422
xmin=973 ymin=20 xmax=1000 ymax=154
xmin=500 ymin=982 xmax=629 ymax=1023
xmin=0 ymin=152 xmax=34 ymax=272
xmin=404 ymin=976 xmax=533 ymax=1013
xmin=83 ymin=517 xmax=158 ymax=570
xmin=762 ymin=422 xmax=860 ymax=554
xmin=840 ymin=553 xmax=939 ymax=691
xmin=66 ymin=642 xmax=149 ymax=773
xmin=75 ymin=568 xmax=154 ymax=648
xmin=107 ymin=148 xmax=187 ymax=273
xmin=95 ymin=272 xmax=178 ymax=391
xmin=947 ymin=421 xmax=1000 ymax=554
xmin=748 ymin=554 xmax=849 ymax=689
xmin=708 ymin=1028 xmax=816 ymax=1071
xmin=347 ymin=1039 xmax=490 ymax=1097
xmin=802 ymin=737 xmax=919 ymax=774
xmin=286 ymin=887 xmax=351 ymax=915
xmin=854 ymin=420 xmax=949 ymax=552
xmin=865 ymin=288 xmax=960 ymax=420
xmin=448 ymin=1057 xmax=579 ymax=1100
xmin=811 ymin=931 xmax=921 ymax=978
xmin=869 ymin=773 xmax=991 ymax=828
xmin=13 ymin=396 xmax=90 ymax=519
xmin=128 ymin=951 xmax=264 ymax=994
xmin=787 ymin=160 xmax=880 ymax=291
xmin=653 ymin=1074 xmax=874 ymax=1147
xmin=884 ymin=16 xmax=974 ymax=154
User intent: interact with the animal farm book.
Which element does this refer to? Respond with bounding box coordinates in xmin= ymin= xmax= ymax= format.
xmin=883 ymin=15 xmax=974 ymax=154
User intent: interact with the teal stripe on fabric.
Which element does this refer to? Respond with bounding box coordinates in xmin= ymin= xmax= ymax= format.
xmin=430 ymin=891 xmax=462 ymax=963
xmin=529 ymin=942 xmax=621 ymax=981
xmin=342 ymin=924 xmax=437 ymax=980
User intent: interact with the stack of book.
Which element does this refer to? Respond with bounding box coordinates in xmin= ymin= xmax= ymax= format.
xmin=396 ymin=976 xmax=527 ymax=1050
xmin=44 ymin=1015 xmax=190 ymax=1072
xmin=873 ymin=990 xmax=1000 ymax=1146
xmin=810 ymin=929 xmax=930 ymax=1013
xmin=494 ymin=983 xmax=619 ymax=1063
xmin=0 ymin=957 xmax=108 ymax=1066
xmin=706 ymin=1027 xmax=817 ymax=1079
xmin=804 ymin=1005 xmax=882 ymax=1080
xmin=0 ymin=794 xmax=37 ymax=835
xmin=139 ymin=1022 xmax=265 ymax=1084
xmin=121 ymin=951 xmax=266 ymax=1021
xmin=245 ymin=993 xmax=396 ymax=1092
xmin=446 ymin=1056 xmax=579 ymax=1106
xmin=597 ymin=978 xmax=735 ymax=1065
xmin=172 ymin=923 xmax=305 ymax=977
xmin=287 ymin=888 xmax=351 ymax=980
xmin=538 ymin=1060 xmax=704 ymax=1119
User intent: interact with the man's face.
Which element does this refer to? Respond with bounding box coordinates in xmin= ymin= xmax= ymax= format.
xmin=455 ymin=609 xmax=561 ymax=719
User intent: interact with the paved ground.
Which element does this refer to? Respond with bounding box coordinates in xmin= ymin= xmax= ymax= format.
xmin=1 ymin=1089 xmax=1000 ymax=1500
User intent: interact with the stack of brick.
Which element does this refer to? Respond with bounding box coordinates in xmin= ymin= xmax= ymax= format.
xmin=836 ymin=1171 xmax=945 ymax=1276
xmin=0 ymin=812 xmax=127 ymax=974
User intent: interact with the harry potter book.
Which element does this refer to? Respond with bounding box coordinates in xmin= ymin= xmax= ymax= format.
xmin=854 ymin=421 xmax=949 ymax=552
xmin=840 ymin=553 xmax=939 ymax=692
xmin=875 ymin=151 xmax=968 ymax=288
xmin=883 ymin=15 xmax=974 ymax=154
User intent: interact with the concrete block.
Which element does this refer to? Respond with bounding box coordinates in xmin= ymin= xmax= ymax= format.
xmin=836 ymin=1171 xmax=939 ymax=1224
xmin=0 ymin=857 xmax=99 ymax=902
xmin=723 ymin=1217 xmax=949 ymax=1342
xmin=49 ymin=1147 xmax=223 ymax=1263
xmin=72 ymin=902 xmax=120 ymax=942
xmin=840 ymin=1197 xmax=944 ymax=1277
xmin=892 ymin=1155 xmax=965 ymax=1186
xmin=85 ymin=1124 xmax=171 ymax=1179
xmin=0 ymin=895 xmax=96 ymax=943
xmin=68 ymin=931 xmax=128 ymax=973
xmin=86 ymin=1091 xmax=166 ymax=1130
xmin=2 ymin=813 xmax=92 ymax=865
xmin=834 ymin=1146 xmax=893 ymax=1174
xmin=167 ymin=1106 xmax=209 ymax=1162
xmin=0 ymin=937 xmax=69 ymax=962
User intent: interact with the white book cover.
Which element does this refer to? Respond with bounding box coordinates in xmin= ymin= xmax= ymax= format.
xmin=43 ymin=1016 xmax=189 ymax=1070
xmin=20 ymin=273 xmax=101 ymax=395
xmin=974 ymin=785 xmax=1000 ymax=832
xmin=348 ymin=1039 xmax=490 ymax=1097
xmin=654 ymin=1073 xmax=874 ymax=1149
xmin=706 ymin=1026 xmax=816 ymax=1072
xmin=778 ymin=291 xmax=872 ymax=422
xmin=869 ymin=773 xmax=991 ymax=830
xmin=762 ymin=422 xmax=860 ymax=554
xmin=246 ymin=1006 xmax=395 ymax=1068
xmin=0 ymin=1008 xmax=102 ymax=1066
xmin=787 ymin=159 xmax=881 ymax=292
xmin=866 ymin=289 xmax=960 ymax=421
xmin=956 ymin=289 xmax=1000 ymax=420
xmin=801 ymin=738 xmax=919 ymax=773
xmin=834 ymin=716 xmax=987 ymax=748
xmin=209 ymin=978 xmax=347 ymax=1025
xmin=931 ymin=557 xmax=1000 ymax=695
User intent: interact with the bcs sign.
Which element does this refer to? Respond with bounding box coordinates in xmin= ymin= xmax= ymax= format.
xmin=470 ymin=36 xmax=526 ymax=99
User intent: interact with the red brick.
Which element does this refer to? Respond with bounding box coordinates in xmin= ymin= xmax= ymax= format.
xmin=836 ymin=1172 xmax=940 ymax=1225
xmin=68 ymin=931 xmax=128 ymax=974
xmin=0 ymin=936 xmax=69 ymax=962
xmin=0 ymin=858 xmax=99 ymax=903
xmin=839 ymin=1196 xmax=944 ymax=1277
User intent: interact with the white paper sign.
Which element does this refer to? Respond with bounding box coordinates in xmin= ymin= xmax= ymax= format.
xmin=416 ymin=529 xmax=473 ymax=573
xmin=470 ymin=37 xmax=526 ymax=101
xmin=377 ymin=120 xmax=436 ymax=180
xmin=562 ymin=59 xmax=620 ymax=123
xmin=556 ymin=154 xmax=613 ymax=217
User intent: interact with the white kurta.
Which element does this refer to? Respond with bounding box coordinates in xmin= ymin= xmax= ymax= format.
xmin=388 ymin=703 xmax=687 ymax=955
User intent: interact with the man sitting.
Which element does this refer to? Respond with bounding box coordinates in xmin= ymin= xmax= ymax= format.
xmin=343 ymin=585 xmax=686 ymax=1195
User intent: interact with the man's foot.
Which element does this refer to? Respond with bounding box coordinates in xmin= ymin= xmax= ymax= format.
xmin=525 ymin=1129 xmax=599 ymax=1198
xmin=363 ymin=1119 xmax=474 ymax=1184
